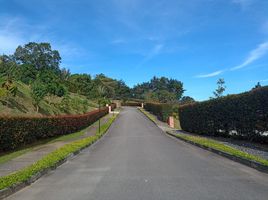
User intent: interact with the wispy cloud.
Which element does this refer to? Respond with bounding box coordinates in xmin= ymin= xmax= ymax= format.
xmin=260 ymin=79 xmax=268 ymax=82
xmin=231 ymin=42 xmax=268 ymax=71
xmin=196 ymin=70 xmax=224 ymax=78
xmin=0 ymin=16 xmax=84 ymax=61
xmin=135 ymin=44 xmax=164 ymax=68
xmin=111 ymin=38 xmax=126 ymax=44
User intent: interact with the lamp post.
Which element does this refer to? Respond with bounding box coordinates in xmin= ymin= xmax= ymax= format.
xmin=98 ymin=99 xmax=101 ymax=134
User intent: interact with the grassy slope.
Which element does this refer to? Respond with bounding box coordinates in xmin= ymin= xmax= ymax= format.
xmin=0 ymin=81 xmax=98 ymax=116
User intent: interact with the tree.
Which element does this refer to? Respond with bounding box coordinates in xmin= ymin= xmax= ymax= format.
xmin=157 ymin=90 xmax=177 ymax=103
xmin=14 ymin=42 xmax=61 ymax=72
xmin=17 ymin=64 xmax=38 ymax=84
xmin=31 ymin=82 xmax=47 ymax=112
xmin=132 ymin=76 xmax=184 ymax=102
xmin=180 ymin=96 xmax=195 ymax=104
xmin=212 ymin=78 xmax=226 ymax=98
xmin=67 ymin=74 xmax=93 ymax=96
xmin=0 ymin=58 xmax=18 ymax=99
xmin=94 ymin=74 xmax=117 ymax=98
xmin=252 ymin=82 xmax=262 ymax=90
xmin=114 ymin=80 xmax=131 ymax=99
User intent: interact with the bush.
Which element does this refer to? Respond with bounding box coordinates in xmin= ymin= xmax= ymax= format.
xmin=179 ymin=86 xmax=268 ymax=143
xmin=0 ymin=107 xmax=111 ymax=151
xmin=144 ymin=102 xmax=173 ymax=122
xmin=121 ymin=102 xmax=142 ymax=107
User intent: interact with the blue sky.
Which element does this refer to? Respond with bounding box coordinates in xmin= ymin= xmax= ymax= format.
xmin=1 ymin=0 xmax=268 ymax=100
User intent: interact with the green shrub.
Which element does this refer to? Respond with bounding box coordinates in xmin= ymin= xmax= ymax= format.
xmin=144 ymin=102 xmax=173 ymax=122
xmin=179 ymin=86 xmax=268 ymax=143
xmin=121 ymin=102 xmax=142 ymax=107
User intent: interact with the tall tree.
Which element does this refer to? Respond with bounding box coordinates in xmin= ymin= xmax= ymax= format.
xmin=212 ymin=78 xmax=226 ymax=98
xmin=14 ymin=42 xmax=61 ymax=72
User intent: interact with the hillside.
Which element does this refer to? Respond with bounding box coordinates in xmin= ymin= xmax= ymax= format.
xmin=0 ymin=81 xmax=98 ymax=116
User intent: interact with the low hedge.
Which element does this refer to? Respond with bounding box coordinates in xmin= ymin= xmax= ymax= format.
xmin=121 ymin=102 xmax=142 ymax=107
xmin=0 ymin=104 xmax=116 ymax=151
xmin=144 ymin=102 xmax=173 ymax=122
xmin=179 ymin=86 xmax=268 ymax=143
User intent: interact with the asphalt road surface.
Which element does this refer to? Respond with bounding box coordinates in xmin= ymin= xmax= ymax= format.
xmin=6 ymin=107 xmax=268 ymax=200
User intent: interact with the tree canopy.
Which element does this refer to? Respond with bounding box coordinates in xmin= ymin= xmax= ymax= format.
xmin=132 ymin=76 xmax=184 ymax=103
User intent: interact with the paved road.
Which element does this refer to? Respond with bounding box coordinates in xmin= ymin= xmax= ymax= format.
xmin=7 ymin=107 xmax=268 ymax=200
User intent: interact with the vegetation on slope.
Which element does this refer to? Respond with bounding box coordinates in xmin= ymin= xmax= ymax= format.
xmin=0 ymin=81 xmax=97 ymax=116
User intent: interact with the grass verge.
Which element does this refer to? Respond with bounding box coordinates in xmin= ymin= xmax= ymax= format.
xmin=138 ymin=108 xmax=157 ymax=123
xmin=0 ymin=114 xmax=118 ymax=191
xmin=170 ymin=132 xmax=268 ymax=166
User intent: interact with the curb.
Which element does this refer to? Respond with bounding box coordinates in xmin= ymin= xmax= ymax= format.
xmin=137 ymin=108 xmax=158 ymax=125
xmin=0 ymin=114 xmax=119 ymax=200
xmin=166 ymin=131 xmax=268 ymax=174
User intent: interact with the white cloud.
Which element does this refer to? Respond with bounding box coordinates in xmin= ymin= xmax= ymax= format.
xmin=231 ymin=42 xmax=268 ymax=70
xmin=196 ymin=70 xmax=224 ymax=78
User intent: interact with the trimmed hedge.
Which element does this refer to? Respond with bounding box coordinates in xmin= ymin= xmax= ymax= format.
xmin=0 ymin=104 xmax=116 ymax=151
xmin=179 ymin=87 xmax=268 ymax=143
xmin=121 ymin=102 xmax=142 ymax=107
xmin=144 ymin=102 xmax=173 ymax=122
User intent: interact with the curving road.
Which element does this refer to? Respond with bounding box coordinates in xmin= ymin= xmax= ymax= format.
xmin=7 ymin=107 xmax=268 ymax=200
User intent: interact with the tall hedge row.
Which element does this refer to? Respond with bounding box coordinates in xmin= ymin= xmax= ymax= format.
xmin=144 ymin=102 xmax=173 ymax=122
xmin=179 ymin=87 xmax=268 ymax=143
xmin=0 ymin=105 xmax=116 ymax=151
